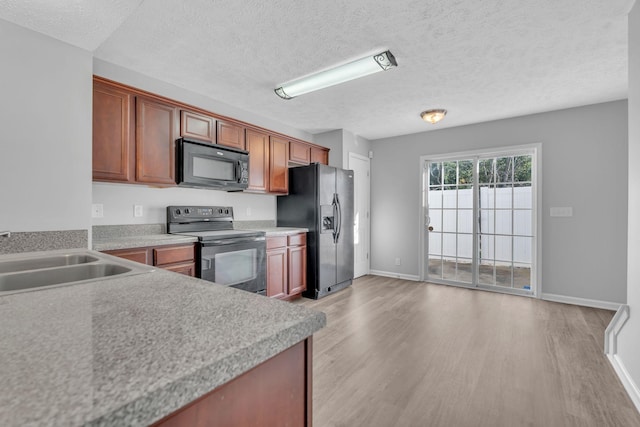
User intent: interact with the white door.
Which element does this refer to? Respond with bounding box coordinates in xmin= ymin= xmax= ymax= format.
xmin=349 ymin=153 xmax=370 ymax=278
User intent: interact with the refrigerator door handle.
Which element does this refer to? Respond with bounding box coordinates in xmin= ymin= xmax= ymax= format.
xmin=335 ymin=193 xmax=342 ymax=243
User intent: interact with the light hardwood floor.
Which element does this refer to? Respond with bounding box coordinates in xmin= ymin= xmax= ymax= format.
xmin=299 ymin=275 xmax=640 ymax=427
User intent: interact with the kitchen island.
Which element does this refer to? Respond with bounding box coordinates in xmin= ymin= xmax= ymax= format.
xmin=0 ymin=252 xmax=325 ymax=426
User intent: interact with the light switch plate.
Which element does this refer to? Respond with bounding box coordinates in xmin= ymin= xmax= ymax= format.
xmin=550 ymin=207 xmax=573 ymax=217
xmin=134 ymin=205 xmax=143 ymax=217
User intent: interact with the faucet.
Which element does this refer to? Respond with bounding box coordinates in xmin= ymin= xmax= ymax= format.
xmin=0 ymin=231 xmax=10 ymax=238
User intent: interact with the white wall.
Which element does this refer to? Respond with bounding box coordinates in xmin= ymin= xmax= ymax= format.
xmin=617 ymin=0 xmax=640 ymax=405
xmin=92 ymin=60 xmax=313 ymax=225
xmin=0 ymin=19 xmax=92 ymax=233
xmin=371 ymin=101 xmax=628 ymax=304
xmin=93 ymin=183 xmax=275 ymax=224
xmin=313 ymin=129 xmax=371 ymax=169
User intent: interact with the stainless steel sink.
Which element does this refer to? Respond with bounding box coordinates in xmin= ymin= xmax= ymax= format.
xmin=0 ymin=264 xmax=134 ymax=292
xmin=0 ymin=249 xmax=154 ymax=296
xmin=0 ymin=254 xmax=99 ymax=274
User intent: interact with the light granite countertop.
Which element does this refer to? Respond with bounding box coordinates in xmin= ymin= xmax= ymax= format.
xmin=0 ymin=250 xmax=325 ymax=427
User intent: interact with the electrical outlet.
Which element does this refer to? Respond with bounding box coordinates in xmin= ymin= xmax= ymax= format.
xmin=246 ymin=207 xmax=252 ymax=216
xmin=92 ymin=204 xmax=103 ymax=218
xmin=395 ymin=257 xmax=401 ymax=266
xmin=134 ymin=205 xmax=143 ymax=217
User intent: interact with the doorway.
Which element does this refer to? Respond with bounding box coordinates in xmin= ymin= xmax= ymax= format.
xmin=421 ymin=147 xmax=539 ymax=296
xmin=349 ymin=152 xmax=371 ymax=278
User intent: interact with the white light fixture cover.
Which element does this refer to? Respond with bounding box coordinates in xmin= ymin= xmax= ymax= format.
xmin=420 ymin=109 xmax=447 ymax=124
xmin=275 ymin=51 xmax=397 ymax=99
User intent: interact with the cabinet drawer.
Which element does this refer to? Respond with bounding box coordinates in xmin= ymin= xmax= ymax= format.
xmin=104 ymin=248 xmax=150 ymax=265
xmin=154 ymin=245 xmax=195 ymax=266
xmin=267 ymin=236 xmax=287 ymax=250
xmin=287 ymin=233 xmax=306 ymax=247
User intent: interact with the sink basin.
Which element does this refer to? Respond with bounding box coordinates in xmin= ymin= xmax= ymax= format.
xmin=0 ymin=254 xmax=99 ymax=274
xmin=0 ymin=249 xmax=155 ymax=296
xmin=0 ymin=264 xmax=132 ymax=293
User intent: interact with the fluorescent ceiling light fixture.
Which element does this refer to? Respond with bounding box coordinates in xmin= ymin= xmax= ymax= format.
xmin=275 ymin=50 xmax=397 ymax=100
xmin=420 ymin=109 xmax=447 ymax=124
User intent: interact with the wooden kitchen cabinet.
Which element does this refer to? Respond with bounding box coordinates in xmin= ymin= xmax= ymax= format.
xmin=104 ymin=243 xmax=196 ymax=277
xmin=93 ymin=81 xmax=135 ymax=182
xmin=269 ymin=136 xmax=289 ymax=194
xmin=180 ymin=110 xmax=215 ymax=143
xmin=310 ymin=146 xmax=329 ymax=165
xmin=246 ymin=129 xmax=270 ymax=192
xmin=136 ymin=96 xmax=178 ymax=185
xmin=266 ymin=233 xmax=307 ymax=300
xmin=289 ymin=140 xmax=311 ymax=165
xmin=266 ymin=241 xmax=288 ymax=299
xmin=288 ymin=234 xmax=307 ymax=296
xmin=152 ymin=338 xmax=313 ymax=427
xmin=217 ymin=120 xmax=246 ymax=150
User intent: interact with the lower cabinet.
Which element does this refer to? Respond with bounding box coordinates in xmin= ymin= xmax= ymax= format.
xmin=266 ymin=233 xmax=307 ymax=300
xmin=151 ymin=338 xmax=313 ymax=427
xmin=104 ymin=243 xmax=196 ymax=276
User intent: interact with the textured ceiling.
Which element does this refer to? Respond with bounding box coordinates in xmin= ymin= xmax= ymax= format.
xmin=0 ymin=0 xmax=634 ymax=140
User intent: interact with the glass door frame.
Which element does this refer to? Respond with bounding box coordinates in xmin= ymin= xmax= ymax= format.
xmin=418 ymin=144 xmax=541 ymax=298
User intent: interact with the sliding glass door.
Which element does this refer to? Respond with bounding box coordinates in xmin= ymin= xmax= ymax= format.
xmin=424 ymin=149 xmax=536 ymax=295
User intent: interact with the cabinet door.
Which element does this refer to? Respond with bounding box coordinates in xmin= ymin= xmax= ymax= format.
xmin=289 ymin=141 xmax=311 ymax=165
xmin=311 ymin=147 xmax=329 ymax=165
xmin=266 ymin=248 xmax=287 ymax=299
xmin=103 ymin=248 xmax=150 ymax=265
xmin=163 ymin=262 xmax=196 ymax=277
xmin=217 ymin=120 xmax=246 ymax=150
xmin=269 ymin=136 xmax=289 ymax=194
xmin=288 ymin=245 xmax=307 ymax=296
xmin=93 ymin=81 xmax=135 ymax=182
xmin=136 ymin=96 xmax=178 ymax=185
xmin=180 ymin=110 xmax=214 ymax=143
xmin=245 ymin=129 xmax=270 ymax=192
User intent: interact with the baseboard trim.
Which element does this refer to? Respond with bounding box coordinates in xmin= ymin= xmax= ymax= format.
xmin=605 ymin=305 xmax=629 ymax=354
xmin=369 ymin=270 xmax=420 ymax=281
xmin=607 ymin=353 xmax=640 ymax=414
xmin=540 ymin=293 xmax=622 ymax=311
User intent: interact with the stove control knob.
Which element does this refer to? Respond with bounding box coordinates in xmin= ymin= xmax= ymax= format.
xmin=184 ymin=208 xmax=191 ymax=214
xmin=218 ymin=208 xmax=223 ymax=214
xmin=175 ymin=209 xmax=181 ymax=215
xmin=225 ymin=209 xmax=230 ymax=214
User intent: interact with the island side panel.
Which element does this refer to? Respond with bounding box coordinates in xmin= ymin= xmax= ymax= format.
xmin=152 ymin=337 xmax=313 ymax=427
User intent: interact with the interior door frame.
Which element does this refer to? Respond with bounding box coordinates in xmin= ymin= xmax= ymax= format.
xmin=349 ymin=152 xmax=371 ymax=277
xmin=418 ymin=143 xmax=542 ymax=298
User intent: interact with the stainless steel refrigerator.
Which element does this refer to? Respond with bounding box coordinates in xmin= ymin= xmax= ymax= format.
xmin=277 ymin=164 xmax=354 ymax=299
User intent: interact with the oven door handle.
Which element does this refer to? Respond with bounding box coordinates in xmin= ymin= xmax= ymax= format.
xmin=201 ymin=236 xmax=266 ymax=246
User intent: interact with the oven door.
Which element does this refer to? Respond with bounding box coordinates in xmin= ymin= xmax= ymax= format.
xmin=199 ymin=236 xmax=266 ymax=295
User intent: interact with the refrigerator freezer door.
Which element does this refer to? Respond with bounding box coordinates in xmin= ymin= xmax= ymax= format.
xmin=336 ymin=168 xmax=355 ymax=285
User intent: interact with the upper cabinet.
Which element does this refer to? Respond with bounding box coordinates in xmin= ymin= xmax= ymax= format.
xmin=289 ymin=141 xmax=311 ymax=165
xmin=217 ymin=120 xmax=246 ymax=150
xmin=180 ymin=110 xmax=215 ymax=143
xmin=135 ymin=97 xmax=178 ymax=185
xmin=269 ymin=137 xmax=289 ymax=194
xmin=311 ymin=146 xmax=329 ymax=165
xmin=93 ymin=81 xmax=135 ymax=182
xmin=92 ymin=76 xmax=329 ymax=192
xmin=246 ymin=129 xmax=270 ymax=192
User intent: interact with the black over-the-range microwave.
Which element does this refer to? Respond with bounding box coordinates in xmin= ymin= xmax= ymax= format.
xmin=175 ymin=138 xmax=249 ymax=191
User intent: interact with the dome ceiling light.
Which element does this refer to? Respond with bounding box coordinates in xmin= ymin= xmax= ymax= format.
xmin=420 ymin=109 xmax=447 ymax=124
